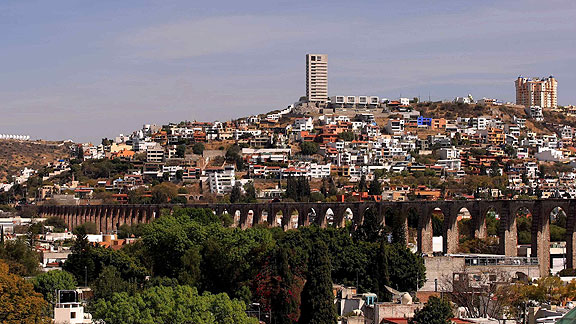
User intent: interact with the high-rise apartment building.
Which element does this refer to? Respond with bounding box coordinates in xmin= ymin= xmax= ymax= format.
xmin=515 ymin=76 xmax=557 ymax=108
xmin=306 ymin=54 xmax=328 ymax=103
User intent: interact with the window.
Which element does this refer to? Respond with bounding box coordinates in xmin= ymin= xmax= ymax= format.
xmin=71 ymin=312 xmax=76 ymax=319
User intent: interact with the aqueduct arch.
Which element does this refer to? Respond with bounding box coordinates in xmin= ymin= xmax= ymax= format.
xmin=37 ymin=199 xmax=576 ymax=275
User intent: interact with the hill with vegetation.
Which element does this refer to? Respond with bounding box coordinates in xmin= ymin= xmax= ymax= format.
xmin=0 ymin=140 xmax=72 ymax=182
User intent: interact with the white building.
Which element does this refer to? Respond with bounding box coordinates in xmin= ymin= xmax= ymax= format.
xmin=535 ymin=148 xmax=564 ymax=162
xmin=454 ymin=97 xmax=471 ymax=104
xmin=438 ymin=147 xmax=460 ymax=160
xmin=53 ymin=290 xmax=92 ymax=324
xmin=385 ymin=120 xmax=405 ymax=135
xmin=146 ymin=144 xmax=164 ymax=163
xmin=306 ymin=54 xmax=328 ymax=103
xmin=234 ymin=129 xmax=262 ymax=140
xmin=525 ymin=106 xmax=544 ymax=121
xmin=330 ymin=96 xmax=379 ymax=108
xmin=477 ymin=98 xmax=503 ymax=106
xmin=293 ymin=117 xmax=314 ymax=132
xmin=307 ymin=163 xmax=332 ymax=178
xmin=206 ymin=165 xmax=236 ymax=194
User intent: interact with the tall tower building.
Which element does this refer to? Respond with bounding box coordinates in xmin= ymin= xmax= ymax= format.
xmin=306 ymin=54 xmax=328 ymax=103
xmin=515 ymin=76 xmax=557 ymax=108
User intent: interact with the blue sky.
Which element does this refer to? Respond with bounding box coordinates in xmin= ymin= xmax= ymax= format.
xmin=1 ymin=0 xmax=575 ymax=142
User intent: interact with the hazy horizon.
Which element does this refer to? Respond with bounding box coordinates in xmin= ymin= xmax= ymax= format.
xmin=1 ymin=0 xmax=575 ymax=142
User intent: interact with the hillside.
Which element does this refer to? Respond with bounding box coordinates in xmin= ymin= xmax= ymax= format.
xmin=413 ymin=102 xmax=576 ymax=135
xmin=0 ymin=140 xmax=72 ymax=182
xmin=415 ymin=102 xmax=521 ymax=120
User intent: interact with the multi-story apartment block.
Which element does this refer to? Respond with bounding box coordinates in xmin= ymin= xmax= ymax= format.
xmin=385 ymin=120 xmax=405 ymax=135
xmin=515 ymin=76 xmax=557 ymax=108
xmin=330 ymin=95 xmax=379 ymax=108
xmin=525 ymin=106 xmax=544 ymax=121
xmin=205 ymin=165 xmax=236 ymax=194
xmin=146 ymin=144 xmax=164 ymax=163
xmin=293 ymin=117 xmax=314 ymax=132
xmin=306 ymin=54 xmax=328 ymax=103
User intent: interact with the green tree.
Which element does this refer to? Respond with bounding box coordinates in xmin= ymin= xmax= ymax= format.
xmin=387 ymin=244 xmax=426 ymax=292
xmin=64 ymin=229 xmax=147 ymax=286
xmin=271 ymin=247 xmax=301 ymax=324
xmin=384 ymin=210 xmax=406 ymax=245
xmin=44 ymin=217 xmax=68 ymax=232
xmin=230 ymin=184 xmax=242 ymax=203
xmin=33 ymin=270 xmax=77 ymax=303
xmin=192 ymin=142 xmax=205 ymax=155
xmin=91 ymin=285 xmax=258 ymax=324
xmin=300 ymin=142 xmax=319 ymax=156
xmin=410 ymin=296 xmax=452 ymax=324
xmin=171 ymin=196 xmax=188 ymax=204
xmin=298 ymin=177 xmax=311 ymax=201
xmin=226 ymin=145 xmax=245 ymax=171
xmin=358 ymin=175 xmax=367 ymax=192
xmin=299 ymin=241 xmax=337 ymax=324
xmin=178 ymin=247 xmax=202 ymax=286
xmin=92 ymin=266 xmax=137 ymax=300
xmin=151 ymin=182 xmax=179 ymax=203
xmin=338 ymin=131 xmax=355 ymax=141
xmin=0 ymin=238 xmax=40 ymax=276
xmin=176 ymin=144 xmax=187 ymax=158
xmin=285 ymin=177 xmax=311 ymax=202
xmin=372 ymin=240 xmax=391 ymax=301
xmin=353 ymin=208 xmax=383 ymax=242
xmin=285 ymin=177 xmax=298 ymax=201
xmin=243 ymin=182 xmax=257 ymax=203
xmin=368 ymin=175 xmax=382 ymax=196
xmin=76 ymin=146 xmax=84 ymax=160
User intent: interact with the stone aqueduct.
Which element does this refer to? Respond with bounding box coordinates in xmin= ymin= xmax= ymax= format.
xmin=38 ymin=199 xmax=576 ymax=274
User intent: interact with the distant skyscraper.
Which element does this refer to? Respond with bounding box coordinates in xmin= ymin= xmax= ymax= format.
xmin=515 ymin=76 xmax=557 ymax=108
xmin=306 ymin=54 xmax=328 ymax=103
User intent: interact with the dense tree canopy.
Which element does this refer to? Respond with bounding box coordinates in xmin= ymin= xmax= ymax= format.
xmin=409 ymin=296 xmax=453 ymax=324
xmin=91 ymin=285 xmax=258 ymax=324
xmin=285 ymin=177 xmax=311 ymax=202
xmin=299 ymin=142 xmax=319 ymax=156
xmin=33 ymin=270 xmax=77 ymax=303
xmin=57 ymin=206 xmax=426 ymax=323
xmin=0 ymin=238 xmax=40 ymax=276
xmin=0 ymin=260 xmax=50 ymax=324
xmin=299 ymin=241 xmax=337 ymax=324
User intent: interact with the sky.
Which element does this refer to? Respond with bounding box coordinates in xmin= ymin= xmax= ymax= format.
xmin=1 ymin=0 xmax=575 ymax=142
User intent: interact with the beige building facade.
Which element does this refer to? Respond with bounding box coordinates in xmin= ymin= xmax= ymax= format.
xmin=306 ymin=54 xmax=328 ymax=103
xmin=515 ymin=76 xmax=557 ymax=108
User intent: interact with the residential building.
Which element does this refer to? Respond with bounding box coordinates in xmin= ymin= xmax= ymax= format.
xmin=515 ymin=76 xmax=558 ymax=108
xmin=525 ymin=106 xmax=544 ymax=121
xmin=385 ymin=120 xmax=405 ymax=135
xmin=146 ymin=144 xmax=164 ymax=163
xmin=205 ymin=165 xmax=236 ymax=194
xmin=330 ymin=95 xmax=379 ymax=108
xmin=438 ymin=147 xmax=460 ymax=160
xmin=293 ymin=117 xmax=314 ymax=132
xmin=399 ymin=98 xmax=410 ymax=106
xmin=306 ymin=54 xmax=328 ymax=103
